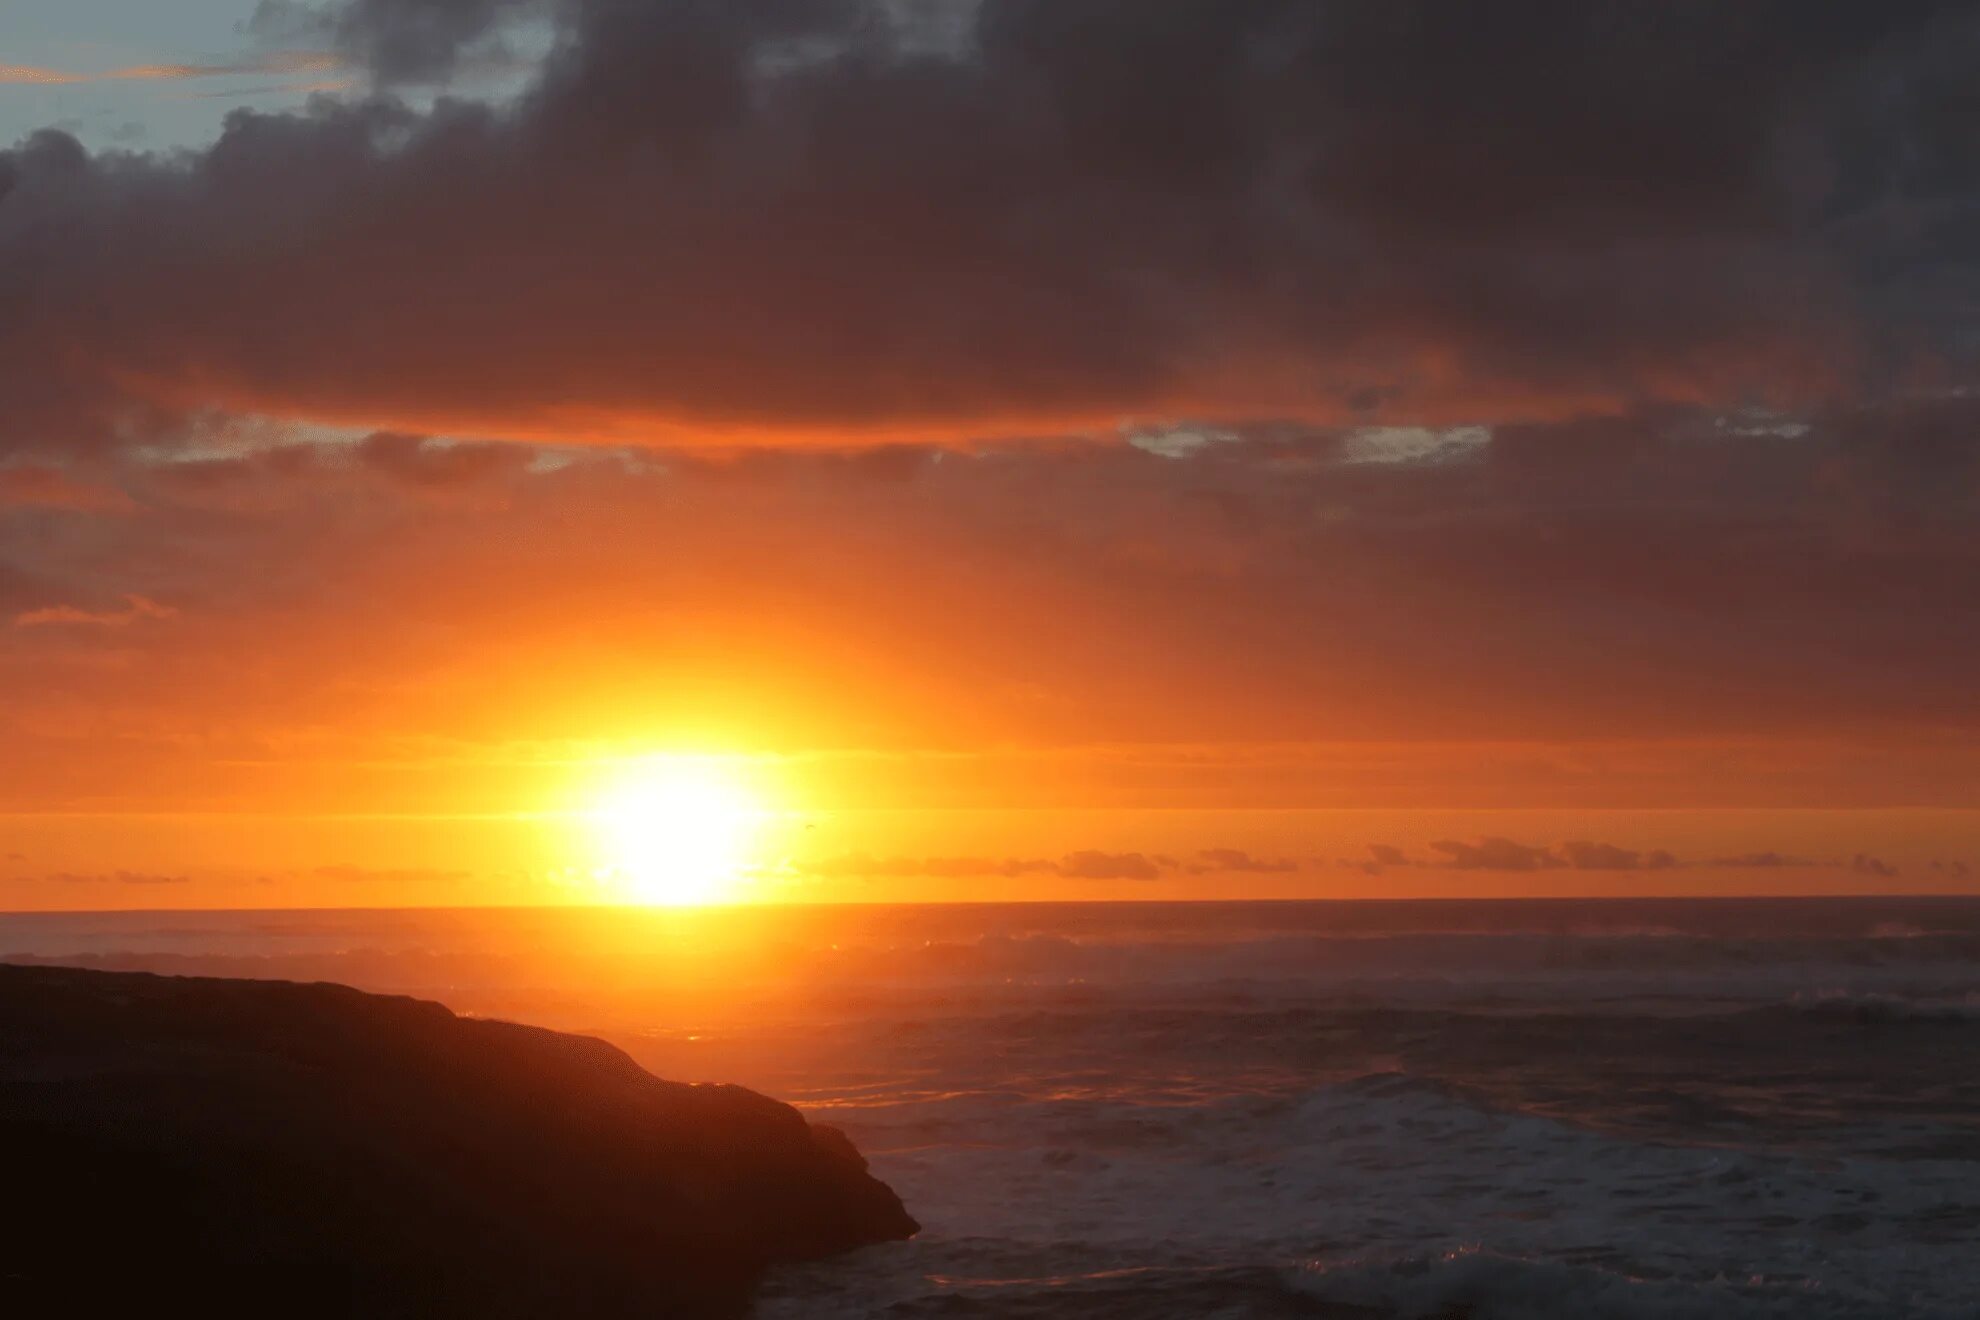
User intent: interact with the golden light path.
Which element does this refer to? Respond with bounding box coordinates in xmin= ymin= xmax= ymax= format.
xmin=585 ymin=756 xmax=766 ymax=906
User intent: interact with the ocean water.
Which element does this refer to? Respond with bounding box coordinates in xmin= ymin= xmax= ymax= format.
xmin=6 ymin=898 xmax=1980 ymax=1318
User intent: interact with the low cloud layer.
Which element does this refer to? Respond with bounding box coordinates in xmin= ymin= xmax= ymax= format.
xmin=1709 ymin=852 xmax=1819 ymax=869
xmin=1416 ymin=838 xmax=1678 ymax=873
xmin=1188 ymin=849 xmax=1300 ymax=875
xmin=802 ymin=840 xmax=1939 ymax=883
xmin=31 ymin=871 xmax=191 ymax=886
xmin=1353 ymin=839 xmax=1887 ymax=875
xmin=800 ymin=848 xmax=1302 ymax=883
xmin=309 ymin=864 xmax=472 ymax=885
xmin=1852 ymin=853 xmax=1902 ymax=879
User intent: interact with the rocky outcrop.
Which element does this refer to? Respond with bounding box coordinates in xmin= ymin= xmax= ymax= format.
xmin=0 ymin=964 xmax=915 ymax=1316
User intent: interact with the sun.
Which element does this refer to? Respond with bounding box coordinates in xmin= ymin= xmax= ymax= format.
xmin=585 ymin=757 xmax=764 ymax=906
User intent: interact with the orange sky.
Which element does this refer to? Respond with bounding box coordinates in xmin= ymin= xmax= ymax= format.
xmin=3 ymin=806 xmax=1976 ymax=912
xmin=3 ymin=434 xmax=1978 ymax=908
xmin=3 ymin=2 xmax=1977 ymax=909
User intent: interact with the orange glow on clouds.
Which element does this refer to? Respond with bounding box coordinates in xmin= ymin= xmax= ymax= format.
xmin=0 ymin=53 xmax=340 ymax=86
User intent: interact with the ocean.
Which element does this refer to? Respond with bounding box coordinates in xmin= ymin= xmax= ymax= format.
xmin=6 ymin=898 xmax=1979 ymax=1318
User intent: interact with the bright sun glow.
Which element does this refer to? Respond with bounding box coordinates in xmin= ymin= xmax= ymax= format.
xmin=586 ymin=758 xmax=764 ymax=906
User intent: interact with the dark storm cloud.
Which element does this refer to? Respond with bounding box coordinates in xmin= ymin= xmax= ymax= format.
xmin=4 ymin=0 xmax=1979 ymax=453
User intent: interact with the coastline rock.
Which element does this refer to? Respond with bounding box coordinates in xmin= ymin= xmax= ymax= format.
xmin=0 ymin=964 xmax=916 ymax=1316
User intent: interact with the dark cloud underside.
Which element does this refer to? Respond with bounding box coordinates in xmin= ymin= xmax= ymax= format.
xmin=2 ymin=0 xmax=1977 ymax=451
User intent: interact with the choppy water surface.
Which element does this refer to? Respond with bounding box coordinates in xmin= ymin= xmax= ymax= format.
xmin=7 ymin=898 xmax=1980 ymax=1318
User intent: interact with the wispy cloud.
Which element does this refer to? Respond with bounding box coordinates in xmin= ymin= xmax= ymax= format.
xmin=13 ymin=594 xmax=176 ymax=629
xmin=1350 ymin=840 xmax=1849 ymax=875
xmin=186 ymin=78 xmax=356 ymax=101
xmin=797 ymin=849 xmax=1303 ymax=882
xmin=0 ymin=52 xmax=338 ymax=87
xmin=36 ymin=871 xmax=189 ymax=886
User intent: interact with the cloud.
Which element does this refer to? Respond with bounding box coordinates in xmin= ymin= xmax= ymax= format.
xmin=1188 ymin=848 xmax=1299 ymax=874
xmin=1342 ymin=842 xmax=1412 ymax=875
xmin=1377 ymin=839 xmax=1836 ymax=873
xmin=13 ymin=594 xmax=176 ymax=628
xmin=353 ymin=431 xmax=534 ymax=489
xmin=0 ymin=53 xmax=340 ymax=86
xmin=1709 ymin=851 xmax=1818 ymax=868
xmin=799 ymin=854 xmax=1056 ymax=879
xmin=38 ymin=871 xmax=190 ymax=885
xmin=801 ymin=850 xmax=1171 ymax=881
xmin=245 ymin=0 xmax=545 ymax=86
xmin=1050 ymin=851 xmax=1167 ymax=881
xmin=309 ymin=864 xmax=471 ymax=884
xmin=1430 ymin=837 xmax=1565 ymax=872
xmin=1851 ymin=853 xmax=1901 ymax=879
xmin=1556 ymin=840 xmax=1679 ymax=872
xmin=4 ymin=1 xmax=1976 ymax=454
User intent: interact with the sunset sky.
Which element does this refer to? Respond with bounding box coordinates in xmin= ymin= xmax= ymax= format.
xmin=3 ymin=1 xmax=1978 ymax=907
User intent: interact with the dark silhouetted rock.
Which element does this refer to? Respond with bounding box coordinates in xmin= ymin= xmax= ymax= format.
xmin=0 ymin=964 xmax=915 ymax=1316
